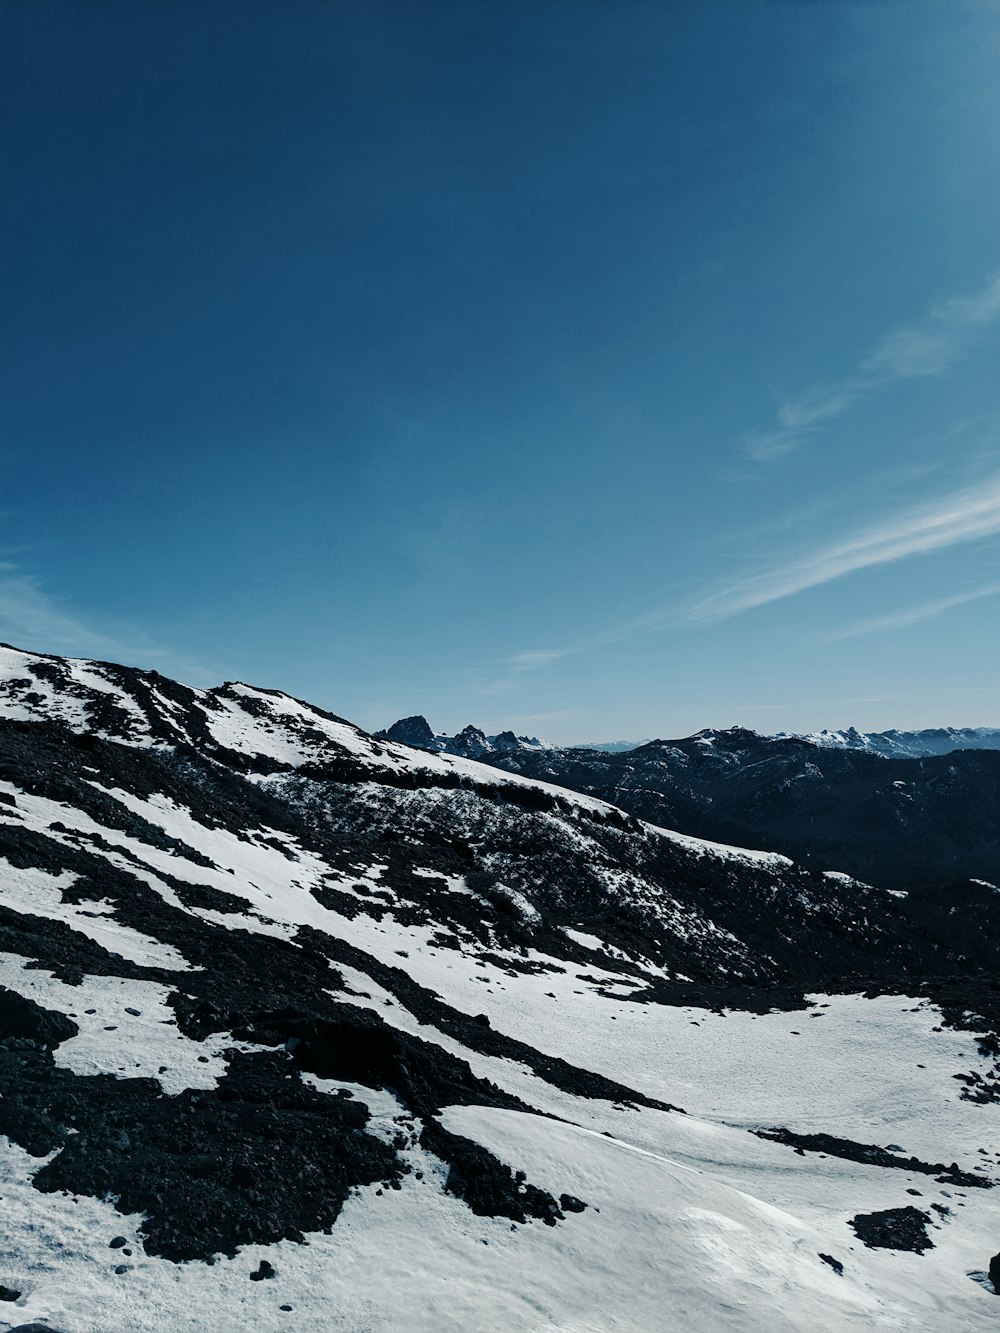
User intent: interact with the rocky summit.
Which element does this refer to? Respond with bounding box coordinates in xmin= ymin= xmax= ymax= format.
xmin=1 ymin=644 xmax=1000 ymax=1330
xmin=375 ymin=716 xmax=547 ymax=759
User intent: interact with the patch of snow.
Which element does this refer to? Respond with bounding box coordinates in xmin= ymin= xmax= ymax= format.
xmin=0 ymin=954 xmax=259 ymax=1094
xmin=0 ymin=861 xmax=190 ymax=970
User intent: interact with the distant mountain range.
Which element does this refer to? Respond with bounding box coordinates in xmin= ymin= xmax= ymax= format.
xmin=379 ymin=716 xmax=1000 ymax=761
xmin=783 ymin=726 xmax=1000 ymax=759
xmin=375 ymin=717 xmax=660 ymax=756
xmin=497 ymin=726 xmax=1000 ymax=888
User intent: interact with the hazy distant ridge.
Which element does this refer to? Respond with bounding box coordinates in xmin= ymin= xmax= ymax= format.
xmin=781 ymin=725 xmax=1000 ymax=759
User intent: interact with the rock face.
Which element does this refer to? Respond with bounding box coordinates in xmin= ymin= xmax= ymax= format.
xmin=378 ymin=715 xmax=437 ymax=748
xmin=375 ymin=717 xmax=547 ymax=759
xmin=446 ymin=725 xmax=492 ymax=758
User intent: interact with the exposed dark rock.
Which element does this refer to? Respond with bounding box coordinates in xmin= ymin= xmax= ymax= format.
xmin=9 ymin=1325 xmax=73 ymax=1332
xmin=0 ymin=987 xmax=78 ymax=1047
xmin=754 ymin=1128 xmax=991 ymax=1188
xmin=234 ymin=1006 xmax=533 ymax=1120
xmin=292 ymin=927 xmax=681 ymax=1113
xmin=818 ymin=1254 xmax=843 ymax=1275
xmin=376 ymin=716 xmax=436 ymax=748
xmin=849 ymin=1207 xmax=935 ymax=1254
xmin=420 ymin=1120 xmax=564 ymax=1225
xmin=1 ymin=1046 xmax=402 ymax=1261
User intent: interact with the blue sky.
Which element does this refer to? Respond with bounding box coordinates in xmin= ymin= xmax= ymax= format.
xmin=3 ymin=0 xmax=1000 ymax=741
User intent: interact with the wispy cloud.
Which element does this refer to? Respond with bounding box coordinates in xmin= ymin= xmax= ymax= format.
xmin=473 ymin=470 xmax=1000 ymax=668
xmin=739 ymin=427 xmax=809 ymax=463
xmin=475 ymin=647 xmax=569 ymax=696
xmin=0 ymin=563 xmax=219 ymax=684
xmin=0 ymin=565 xmax=112 ymax=657
xmin=862 ymin=275 xmax=1000 ymax=380
xmin=777 ymin=385 xmax=859 ymax=430
xmin=822 ymin=581 xmax=1000 ymax=643
xmin=741 ymin=271 xmax=1000 ymax=462
xmin=687 ymin=471 xmax=1000 ymax=623
xmin=507 ymin=649 xmax=565 ymax=671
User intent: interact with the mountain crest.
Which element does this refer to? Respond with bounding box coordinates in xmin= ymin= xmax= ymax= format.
xmin=375 ymin=716 xmax=547 ymax=757
xmin=378 ymin=714 xmax=437 ymax=748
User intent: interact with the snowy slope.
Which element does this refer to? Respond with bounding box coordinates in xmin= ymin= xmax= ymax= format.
xmin=1 ymin=645 xmax=1000 ymax=1331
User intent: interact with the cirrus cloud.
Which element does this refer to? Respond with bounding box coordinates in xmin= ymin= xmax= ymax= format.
xmin=741 ymin=270 xmax=1000 ymax=463
xmin=688 ymin=472 xmax=1000 ymax=623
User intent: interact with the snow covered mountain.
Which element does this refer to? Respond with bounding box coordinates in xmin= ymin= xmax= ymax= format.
xmin=2 ymin=644 xmax=1000 ymax=1330
xmin=779 ymin=726 xmax=1000 ymax=760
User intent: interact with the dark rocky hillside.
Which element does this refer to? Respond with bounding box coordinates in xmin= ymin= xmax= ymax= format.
xmin=480 ymin=727 xmax=1000 ymax=890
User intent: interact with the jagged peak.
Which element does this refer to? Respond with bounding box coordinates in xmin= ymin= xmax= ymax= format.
xmin=375 ymin=717 xmax=549 ymax=757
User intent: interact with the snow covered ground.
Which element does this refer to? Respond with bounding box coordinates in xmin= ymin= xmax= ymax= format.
xmin=4 ymin=995 xmax=999 ymax=1333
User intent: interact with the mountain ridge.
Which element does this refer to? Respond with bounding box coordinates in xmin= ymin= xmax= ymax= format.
xmin=375 ymin=716 xmax=1000 ymax=890
xmin=374 ymin=715 xmax=550 ymax=759
xmin=377 ymin=713 xmax=1000 ymax=761
xmin=780 ymin=725 xmax=1000 ymax=759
